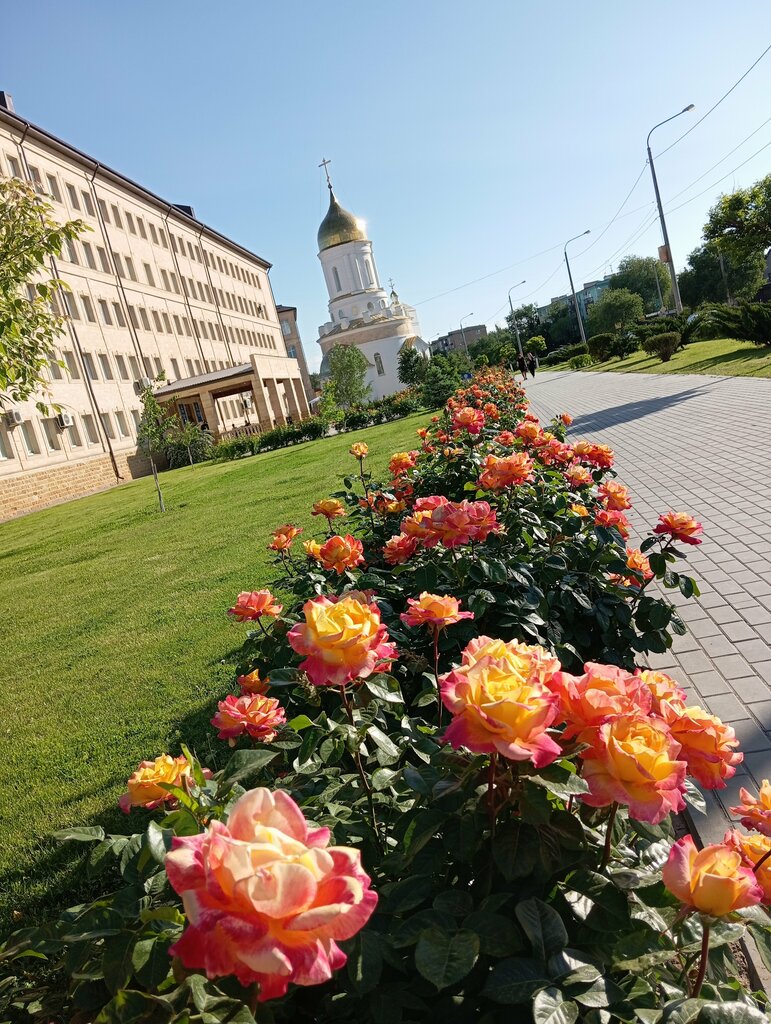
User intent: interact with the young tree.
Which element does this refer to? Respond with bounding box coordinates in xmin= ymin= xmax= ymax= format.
xmin=309 ymin=371 xmax=322 ymax=392
xmin=167 ymin=417 xmax=212 ymax=468
xmin=678 ymin=242 xmax=765 ymax=307
xmin=421 ymin=356 xmax=460 ymax=409
xmin=586 ymin=288 xmax=644 ymax=337
xmin=397 ymin=345 xmax=428 ymax=387
xmin=327 ymin=344 xmax=371 ymax=408
xmin=704 ymin=173 xmax=771 ymax=267
xmin=317 ymin=380 xmax=341 ymax=425
xmin=524 ymin=335 xmax=547 ymax=355
xmin=136 ymin=385 xmax=176 ymax=511
xmin=0 ymin=178 xmax=85 ymax=408
xmin=609 ymin=255 xmax=671 ymax=313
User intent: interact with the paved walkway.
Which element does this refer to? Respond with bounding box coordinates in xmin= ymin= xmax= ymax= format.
xmin=527 ymin=369 xmax=771 ymax=842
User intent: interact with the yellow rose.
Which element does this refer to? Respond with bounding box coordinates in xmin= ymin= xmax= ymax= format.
xmin=663 ymin=835 xmax=762 ymax=915
xmin=119 ymin=754 xmax=191 ymax=813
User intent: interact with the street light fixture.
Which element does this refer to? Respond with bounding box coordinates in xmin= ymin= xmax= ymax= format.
xmin=564 ymin=231 xmax=591 ymax=346
xmin=507 ymin=280 xmax=527 ymax=357
xmin=459 ymin=313 xmax=474 ymax=356
xmin=647 ymin=104 xmax=694 ymax=314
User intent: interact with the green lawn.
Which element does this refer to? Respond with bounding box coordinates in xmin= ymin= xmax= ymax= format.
xmin=551 ymin=337 xmax=771 ymax=378
xmin=0 ymin=412 xmax=430 ymax=934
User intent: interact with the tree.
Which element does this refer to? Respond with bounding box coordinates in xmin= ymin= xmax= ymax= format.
xmin=703 ymin=172 xmax=771 ymax=267
xmin=468 ymin=328 xmax=515 ymax=367
xmin=505 ymin=302 xmax=540 ymax=341
xmin=524 ymin=335 xmax=546 ymax=355
xmin=317 ymin=380 xmax=341 ymax=425
xmin=397 ymin=346 xmax=428 ymax=387
xmin=586 ymin=288 xmax=644 ymax=337
xmin=609 ymin=255 xmax=671 ymax=313
xmin=167 ymin=417 xmax=212 ymax=468
xmin=137 ymin=384 xmax=177 ymax=511
xmin=678 ymin=242 xmax=765 ymax=307
xmin=421 ymin=359 xmax=460 ymax=409
xmin=542 ymin=301 xmax=577 ymax=349
xmin=309 ymin=371 xmax=322 ymax=392
xmin=0 ymin=178 xmax=85 ymax=408
xmin=327 ymin=344 xmax=371 ymax=408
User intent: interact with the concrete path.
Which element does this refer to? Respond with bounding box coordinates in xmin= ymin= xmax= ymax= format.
xmin=526 ymin=369 xmax=771 ymax=842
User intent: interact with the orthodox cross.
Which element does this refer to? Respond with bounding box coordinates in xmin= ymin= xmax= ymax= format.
xmin=319 ymin=158 xmax=333 ymax=189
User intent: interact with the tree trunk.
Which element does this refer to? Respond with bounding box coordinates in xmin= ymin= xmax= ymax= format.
xmin=151 ymin=457 xmax=165 ymax=512
xmin=187 ymin=446 xmax=193 ymax=467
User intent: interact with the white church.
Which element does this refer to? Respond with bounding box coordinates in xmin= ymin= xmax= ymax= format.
xmin=316 ymin=170 xmax=430 ymax=399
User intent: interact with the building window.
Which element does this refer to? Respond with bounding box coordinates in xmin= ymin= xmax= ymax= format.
xmin=115 ymin=354 xmax=129 ymax=379
xmin=125 ymin=211 xmax=135 ymax=234
xmin=142 ymin=356 xmax=153 ymax=375
xmin=162 ymin=312 xmax=172 ymax=333
xmin=159 ymin=228 xmax=168 ymax=249
xmin=111 ymin=204 xmax=122 ymax=228
xmin=139 ymin=307 xmax=151 ymax=331
xmin=332 ymin=267 xmax=342 ymax=292
xmin=67 ymin=421 xmax=83 ymax=448
xmin=98 ymin=353 xmax=113 ymax=379
xmin=46 ymin=175 xmax=62 ymax=203
xmin=130 ymin=409 xmax=141 ymax=429
xmin=7 ymin=155 xmax=22 ymax=179
xmin=281 ymin=320 xmax=291 ymax=336
xmin=81 ymin=191 xmax=95 ymax=216
xmin=153 ymin=357 xmax=163 ymax=377
xmin=364 ymin=259 xmax=373 ymax=286
xmin=129 ymin=355 xmax=140 ymax=379
xmin=98 ymin=199 xmax=110 ymax=223
xmin=144 ymin=263 xmax=155 ymax=287
xmin=97 ymin=246 xmax=110 ymax=273
xmin=97 ymin=300 xmax=113 ymax=326
xmin=65 ymin=183 xmax=81 ymax=210
xmin=161 ymin=269 xmax=170 ymax=291
xmin=0 ymin=426 xmax=12 ymax=460
xmin=100 ymin=412 xmax=116 ymax=439
xmin=287 ymin=345 xmax=297 ymax=359
xmin=125 ymin=256 xmax=137 ymax=281
xmin=82 ymin=242 xmax=97 ymax=269
xmin=63 ymin=292 xmax=79 ymax=320
xmin=82 ymin=352 xmax=98 ymax=380
xmin=149 ymin=223 xmax=158 ymax=244
xmin=127 ymin=306 xmax=139 ymax=330
xmin=112 ymin=302 xmax=126 ymax=327
xmin=49 ymin=356 xmax=63 ymax=380
xmin=42 ymin=418 xmax=62 ymax=452
xmin=186 ymin=359 xmax=195 ymax=375
xmin=81 ymin=295 xmax=96 ymax=322
xmin=28 ymin=165 xmax=44 ymax=193
xmin=112 ymin=253 xmax=124 ymax=277
xmin=374 ymin=352 xmax=385 ymax=376
xmin=152 ymin=311 xmax=163 ymax=332
xmin=82 ymin=413 xmax=99 ymax=445
xmin=20 ymin=421 xmax=40 ymax=455
xmin=63 ymin=350 xmax=80 ymax=378
xmin=137 ymin=217 xmax=147 ymax=240
xmin=171 ymin=358 xmax=180 ymax=378
xmin=115 ymin=410 xmax=129 ymax=437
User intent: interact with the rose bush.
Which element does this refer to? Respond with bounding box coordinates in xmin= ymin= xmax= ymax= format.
xmin=3 ymin=368 xmax=770 ymax=1023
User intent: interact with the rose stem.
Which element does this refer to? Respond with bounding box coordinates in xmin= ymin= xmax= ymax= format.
xmin=754 ymin=848 xmax=771 ymax=873
xmin=488 ymin=753 xmax=498 ymax=837
xmin=432 ymin=628 xmax=443 ymax=727
xmin=599 ymin=802 xmax=618 ymax=871
xmin=340 ymin=685 xmax=383 ymax=854
xmin=691 ymin=923 xmax=710 ymax=997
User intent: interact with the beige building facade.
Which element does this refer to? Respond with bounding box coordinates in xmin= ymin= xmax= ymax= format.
xmin=0 ymin=94 xmax=309 ymax=521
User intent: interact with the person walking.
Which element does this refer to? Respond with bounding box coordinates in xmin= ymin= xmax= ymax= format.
xmin=516 ymin=353 xmax=528 ymax=382
xmin=526 ymin=352 xmax=537 ymax=379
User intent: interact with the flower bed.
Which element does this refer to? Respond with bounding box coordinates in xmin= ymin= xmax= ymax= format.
xmin=3 ymin=369 xmax=771 ymax=1022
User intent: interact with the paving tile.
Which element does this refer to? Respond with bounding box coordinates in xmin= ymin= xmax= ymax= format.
xmin=710 ymin=654 xmax=752 ymax=680
xmin=688 ymin=617 xmax=723 ymax=639
xmin=735 ymin=641 xmax=771 ymax=666
xmin=731 ymin=718 xmax=771 ymax=753
xmin=705 ymin=691 xmax=751 ymax=722
xmin=688 ymin=670 xmax=732 ymax=697
xmin=748 ymin=701 xmax=771 ymax=731
xmin=731 ymin=675 xmax=771 ymax=704
xmin=711 ymin=607 xmax=743 ymax=625
xmin=752 ymin=661 xmax=771 ymax=684
xmin=700 ymin=634 xmax=739 ymax=658
xmin=676 ymin=650 xmax=715 ymax=676
xmin=721 ymin=621 xmax=759 ymax=642
xmin=742 ymin=751 xmax=771 ymax=787
xmin=742 ymin=606 xmax=771 ymax=625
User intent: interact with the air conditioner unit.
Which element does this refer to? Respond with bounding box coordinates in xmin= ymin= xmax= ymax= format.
xmin=4 ymin=409 xmax=22 ymax=427
xmin=133 ymin=377 xmax=153 ymax=395
xmin=55 ymin=411 xmax=74 ymax=429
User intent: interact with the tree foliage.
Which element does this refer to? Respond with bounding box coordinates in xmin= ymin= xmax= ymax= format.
xmin=0 ymin=177 xmax=85 ymax=408
xmin=541 ymin=301 xmax=578 ymax=350
xmin=505 ymin=302 xmax=541 ymax=341
xmin=703 ymin=172 xmax=771 ymax=266
xmin=609 ymin=255 xmax=671 ymax=313
xmin=327 ymin=344 xmax=371 ymax=409
xmin=397 ymin=346 xmax=428 ymax=387
xmin=678 ymin=243 xmax=765 ymax=307
xmin=586 ymin=288 xmax=644 ymax=338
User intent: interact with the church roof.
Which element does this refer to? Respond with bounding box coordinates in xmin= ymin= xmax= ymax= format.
xmin=317 ymin=189 xmax=367 ymax=251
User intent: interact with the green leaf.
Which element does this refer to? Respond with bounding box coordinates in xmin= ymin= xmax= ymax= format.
xmin=217 ymin=748 xmax=280 ymax=790
xmin=415 ymin=927 xmax=479 ymax=990
xmin=371 ymin=767 xmax=398 ymax=791
xmin=530 ymin=769 xmax=589 ymax=800
xmin=482 ymin=957 xmax=550 ymax=1003
xmin=364 ymin=677 xmax=404 ymax=704
xmin=533 ymin=987 xmax=579 ymax=1024
xmin=347 ymin=930 xmax=383 ymax=995
xmin=53 ymin=825 xmax=106 ymax=843
xmin=367 ymin=725 xmax=400 ymax=762
xmin=102 ymin=931 xmax=135 ymax=994
xmin=403 ymin=809 xmax=445 ymax=859
xmin=433 ymin=891 xmax=473 ymax=917
xmin=697 ymin=1003 xmax=770 ymax=1023
xmin=683 ymin=778 xmax=706 ymax=815
xmin=92 ymin=989 xmax=172 ymax=1022
xmin=288 ymin=714 xmax=315 ymax=731
xmin=463 ymin=910 xmax=523 ymax=957
xmin=515 ymin=898 xmax=568 ymax=959
xmin=132 ymin=936 xmax=173 ymax=989
xmin=144 ymin=821 xmax=172 ymax=866
xmin=493 ymin=820 xmax=539 ymax=880
xmin=563 ymin=871 xmax=630 ymax=931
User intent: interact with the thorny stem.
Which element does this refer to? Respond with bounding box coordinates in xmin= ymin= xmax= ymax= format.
xmin=432 ymin=628 xmax=443 ymax=727
xmin=488 ymin=753 xmax=498 ymax=838
xmin=340 ymin=685 xmax=384 ymax=854
xmin=599 ymin=802 xmax=618 ymax=871
xmin=691 ymin=922 xmax=710 ymax=998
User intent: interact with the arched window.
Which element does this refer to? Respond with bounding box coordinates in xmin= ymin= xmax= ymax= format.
xmin=367 ymin=301 xmax=374 ymax=311
xmin=364 ymin=259 xmax=373 ymax=286
xmin=338 ymin=310 xmax=345 ymax=321
xmin=332 ymin=267 xmax=342 ymax=292
xmin=374 ymin=353 xmax=385 ymax=376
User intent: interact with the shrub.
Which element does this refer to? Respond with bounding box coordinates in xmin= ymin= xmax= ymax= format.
xmin=568 ymin=352 xmax=593 ymax=368
xmin=421 ymin=361 xmax=460 ymax=407
xmin=165 ymin=428 xmax=213 ymax=468
xmin=211 ymin=434 xmax=254 ymax=461
xmin=541 ymin=342 xmax=588 ymax=366
xmin=691 ymin=301 xmax=771 ymax=346
xmin=609 ymin=333 xmax=640 ymax=359
xmin=297 ymin=416 xmax=327 ymax=441
xmin=586 ymin=332 xmax=614 ymax=361
xmin=524 ymin=334 xmax=547 ymax=354
xmin=642 ymin=330 xmax=681 ymax=362
xmin=258 ymin=424 xmax=296 ymax=450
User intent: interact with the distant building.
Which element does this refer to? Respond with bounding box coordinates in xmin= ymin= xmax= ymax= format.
xmin=432 ymin=324 xmax=487 ymax=355
xmin=276 ymin=305 xmax=313 ymax=400
xmin=538 ymin=274 xmax=613 ymax=324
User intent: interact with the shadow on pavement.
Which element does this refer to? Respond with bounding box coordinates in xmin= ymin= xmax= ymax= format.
xmin=566 ymin=383 xmax=717 ymax=435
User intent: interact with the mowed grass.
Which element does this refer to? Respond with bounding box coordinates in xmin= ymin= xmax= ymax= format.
xmin=0 ymin=412 xmax=430 ymax=933
xmin=552 ymin=337 xmax=771 ymax=378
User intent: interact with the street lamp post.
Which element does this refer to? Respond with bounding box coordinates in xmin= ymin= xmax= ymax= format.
xmin=564 ymin=231 xmax=590 ymax=346
xmin=507 ymin=279 xmax=527 ymax=357
xmin=647 ymin=104 xmax=694 ymax=314
xmin=459 ymin=313 xmax=474 ymax=356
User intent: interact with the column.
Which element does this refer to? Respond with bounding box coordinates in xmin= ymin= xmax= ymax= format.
xmin=198 ymin=390 xmax=220 ymax=436
xmin=284 ymin=380 xmax=301 ymax=424
xmin=291 ymin=378 xmax=311 ymax=420
xmin=265 ymin=379 xmax=286 ymax=426
xmin=249 ymin=373 xmax=272 ymax=431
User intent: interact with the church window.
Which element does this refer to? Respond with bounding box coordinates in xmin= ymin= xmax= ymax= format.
xmin=379 ymin=299 xmax=386 ymax=309
xmin=367 ymin=301 xmax=374 ymax=311
xmin=364 ymin=259 xmax=373 ymax=286
xmin=332 ymin=267 xmax=342 ymax=292
xmin=338 ymin=310 xmax=344 ymax=321
xmin=374 ymin=353 xmax=385 ymax=376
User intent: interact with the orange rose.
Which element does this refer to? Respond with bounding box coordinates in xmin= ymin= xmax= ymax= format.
xmin=564 ymin=465 xmax=593 ymax=489
xmin=570 ymin=503 xmax=589 ymax=517
xmin=595 ymin=508 xmax=630 ymax=538
xmin=317 ymin=534 xmax=364 ymax=574
xmin=494 ymin=430 xmax=517 ymax=446
xmin=119 ymin=754 xmax=192 ymax=813
xmin=237 ymin=668 xmax=270 ymax=695
xmin=350 ymin=442 xmax=368 ymax=459
xmin=312 ymin=498 xmax=346 ymax=523
xmin=400 ymin=592 xmax=474 ymax=631
xmin=725 ymin=830 xmax=771 ymax=903
xmin=383 ymin=533 xmax=419 ymax=565
xmin=731 ymin=780 xmax=771 ymax=837
xmin=551 ymin=662 xmax=652 ymax=740
xmin=515 ymin=421 xmax=542 ymax=445
xmin=477 ymin=452 xmax=534 ymax=491
xmin=269 ymin=524 xmax=302 ymax=551
xmin=636 ymin=669 xmax=686 ymax=713
xmin=389 ymin=451 xmax=419 ymax=477
xmin=663 ymin=835 xmax=762 ymax=915
xmin=452 ymin=406 xmax=485 ymax=435
xmin=580 ymin=715 xmax=686 ymax=823
xmin=228 ymin=589 xmax=283 ymax=621
xmin=303 ymin=539 xmax=323 ymax=560
xmin=598 ymin=481 xmax=632 ymax=511
xmin=654 ymin=511 xmax=703 ymax=546
xmin=659 ymin=702 xmax=742 ymax=790
xmin=573 ymin=440 xmax=614 ymax=468
xmin=211 ymin=694 xmax=286 ymax=746
xmin=560 ymin=412 xmax=573 ymax=426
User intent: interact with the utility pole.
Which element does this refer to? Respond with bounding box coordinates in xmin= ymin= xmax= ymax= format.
xmin=507 ymin=280 xmax=527 ymax=357
xmin=564 ymin=231 xmax=590 ymax=346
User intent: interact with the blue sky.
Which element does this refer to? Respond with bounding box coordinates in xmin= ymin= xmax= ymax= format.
xmin=3 ymin=2 xmax=770 ymax=369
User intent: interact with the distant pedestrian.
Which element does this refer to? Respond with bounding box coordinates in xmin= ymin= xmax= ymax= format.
xmin=516 ymin=354 xmax=527 ymax=381
xmin=526 ymin=352 xmax=537 ymax=379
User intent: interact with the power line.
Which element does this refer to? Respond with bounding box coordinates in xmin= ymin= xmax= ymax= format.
xmin=665 ymin=115 xmax=771 ymax=204
xmin=657 ymin=41 xmax=771 ymax=157
xmin=574 ymin=162 xmax=650 ymax=258
xmin=666 ymin=136 xmax=771 ymax=215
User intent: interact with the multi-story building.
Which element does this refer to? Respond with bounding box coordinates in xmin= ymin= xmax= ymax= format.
xmin=276 ymin=305 xmax=313 ymax=399
xmin=538 ymin=274 xmax=613 ymax=324
xmin=0 ymin=92 xmax=309 ymax=521
xmin=432 ymin=324 xmax=487 ymax=355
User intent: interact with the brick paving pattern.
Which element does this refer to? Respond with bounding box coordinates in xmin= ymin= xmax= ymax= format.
xmin=526 ymin=369 xmax=771 ymax=842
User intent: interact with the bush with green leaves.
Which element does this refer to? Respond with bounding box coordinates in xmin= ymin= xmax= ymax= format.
xmin=211 ymin=434 xmax=255 ymax=461
xmin=541 ymin=342 xmax=588 ymax=366
xmin=3 ymin=369 xmax=770 ymax=1024
xmin=642 ymin=332 xmax=681 ymax=362
xmin=608 ymin=334 xmax=640 ymax=360
xmin=586 ymin=334 xmax=614 ymax=362
xmin=568 ymin=353 xmax=593 ymax=369
xmin=421 ymin=360 xmax=461 ymax=408
xmin=690 ymin=302 xmax=771 ymax=347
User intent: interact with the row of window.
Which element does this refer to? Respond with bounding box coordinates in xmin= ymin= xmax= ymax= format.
xmin=49 ymin=344 xmax=251 ymax=389
xmin=0 ymin=408 xmax=139 ymax=463
xmin=4 ymin=152 xmax=264 ymax=290
xmin=57 ymin=235 xmax=268 ymax=319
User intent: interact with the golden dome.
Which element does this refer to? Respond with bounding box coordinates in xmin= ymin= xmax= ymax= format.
xmin=317 ymin=189 xmax=367 ymax=251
